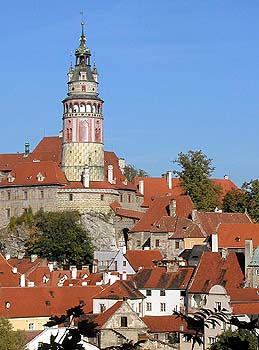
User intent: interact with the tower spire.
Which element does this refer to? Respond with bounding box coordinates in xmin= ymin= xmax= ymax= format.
xmin=80 ymin=11 xmax=86 ymax=47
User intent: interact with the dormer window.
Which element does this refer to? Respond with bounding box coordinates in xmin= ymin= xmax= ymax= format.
xmin=37 ymin=172 xmax=45 ymax=182
xmin=7 ymin=174 xmax=14 ymax=183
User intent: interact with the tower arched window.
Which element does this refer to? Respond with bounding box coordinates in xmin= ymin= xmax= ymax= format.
xmin=97 ymin=104 xmax=100 ymax=113
xmin=79 ymin=104 xmax=86 ymax=112
xmin=69 ymin=104 xmax=73 ymax=113
xmin=86 ymin=104 xmax=91 ymax=113
xmin=92 ymin=104 xmax=96 ymax=113
xmin=82 ymin=85 xmax=86 ymax=92
xmin=73 ymin=104 xmax=79 ymax=113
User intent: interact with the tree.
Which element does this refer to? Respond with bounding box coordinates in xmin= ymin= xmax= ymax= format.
xmin=209 ymin=329 xmax=258 ymax=350
xmin=223 ymin=179 xmax=259 ymax=222
xmin=173 ymin=150 xmax=221 ymax=211
xmin=124 ymin=164 xmax=149 ymax=182
xmin=25 ymin=210 xmax=94 ymax=265
xmin=0 ymin=318 xmax=25 ymax=350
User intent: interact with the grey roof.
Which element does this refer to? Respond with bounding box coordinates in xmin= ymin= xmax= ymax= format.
xmin=71 ymin=64 xmax=95 ymax=83
xmin=63 ymin=94 xmax=103 ymax=103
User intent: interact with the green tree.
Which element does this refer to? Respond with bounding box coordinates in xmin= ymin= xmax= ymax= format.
xmin=124 ymin=164 xmax=149 ymax=182
xmin=209 ymin=329 xmax=258 ymax=350
xmin=0 ymin=318 xmax=25 ymax=350
xmin=25 ymin=211 xmax=93 ymax=265
xmin=223 ymin=179 xmax=259 ymax=222
xmin=173 ymin=150 xmax=221 ymax=211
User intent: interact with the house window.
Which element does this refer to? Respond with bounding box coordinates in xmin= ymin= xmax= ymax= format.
xmin=208 ymin=337 xmax=216 ymax=344
xmin=40 ymin=190 xmax=44 ymax=199
xmin=100 ymin=304 xmax=106 ymax=313
xmin=82 ymin=85 xmax=86 ymax=92
xmin=146 ymin=290 xmax=152 ymax=296
xmin=146 ymin=302 xmax=152 ymax=311
xmin=155 ymin=239 xmax=159 ymax=247
xmin=137 ymin=240 xmax=141 ymax=247
xmin=160 ymin=303 xmax=166 ymax=312
xmin=123 ymin=261 xmax=127 ymax=267
xmin=6 ymin=208 xmax=11 ymax=218
xmin=24 ymin=191 xmax=28 ymax=200
xmin=28 ymin=323 xmax=35 ymax=330
xmin=215 ymin=301 xmax=222 ymax=311
xmin=7 ymin=191 xmax=11 ymax=200
xmin=160 ymin=290 xmax=166 ymax=296
xmin=175 ymin=241 xmax=180 ymax=249
xmin=256 ymin=269 xmax=259 ymax=275
xmin=120 ymin=194 xmax=123 ymax=202
xmin=100 ymin=194 xmax=104 ymax=201
xmin=69 ymin=193 xmax=73 ymax=201
xmin=121 ymin=316 xmax=127 ymax=327
xmin=153 ymin=334 xmax=158 ymax=339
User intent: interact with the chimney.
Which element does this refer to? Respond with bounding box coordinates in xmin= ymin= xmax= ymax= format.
xmin=224 ymin=174 xmax=229 ymax=180
xmin=108 ymin=165 xmax=114 ymax=184
xmin=138 ymin=180 xmax=144 ymax=195
xmin=20 ymin=274 xmax=26 ymax=287
xmin=12 ymin=267 xmax=17 ymax=274
xmin=48 ymin=262 xmax=54 ymax=273
xmin=122 ymin=271 xmax=127 ymax=280
xmin=169 ymin=199 xmax=177 ymax=216
xmin=221 ymin=248 xmax=228 ymax=260
xmin=245 ymin=239 xmax=253 ymax=272
xmin=166 ymin=171 xmax=172 ymax=190
xmin=82 ymin=165 xmax=90 ymax=188
xmin=24 ymin=141 xmax=30 ymax=158
xmin=118 ymin=158 xmax=125 ymax=173
xmin=122 ymin=245 xmax=127 ymax=255
xmin=211 ymin=233 xmax=218 ymax=252
xmin=31 ymin=254 xmax=37 ymax=263
xmin=70 ymin=266 xmax=77 ymax=280
xmin=5 ymin=253 xmax=10 ymax=260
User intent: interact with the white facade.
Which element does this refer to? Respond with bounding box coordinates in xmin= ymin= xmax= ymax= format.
xmin=93 ymin=297 xmax=144 ymax=316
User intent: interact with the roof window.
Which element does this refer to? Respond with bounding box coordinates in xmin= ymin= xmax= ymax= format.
xmin=37 ymin=172 xmax=45 ymax=182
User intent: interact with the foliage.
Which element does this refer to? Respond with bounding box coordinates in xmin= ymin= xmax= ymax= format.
xmin=0 ymin=318 xmax=25 ymax=350
xmin=104 ymin=340 xmax=147 ymax=350
xmin=209 ymin=329 xmax=258 ymax=350
xmin=223 ymin=179 xmax=259 ymax=222
xmin=124 ymin=164 xmax=149 ymax=182
xmin=173 ymin=150 xmax=221 ymax=211
xmin=168 ymin=332 xmax=180 ymax=344
xmin=24 ymin=210 xmax=94 ymax=265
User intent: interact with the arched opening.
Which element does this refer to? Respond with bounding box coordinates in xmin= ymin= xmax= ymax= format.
xmin=86 ymin=104 xmax=92 ymax=113
xmin=92 ymin=104 xmax=96 ymax=113
xmin=79 ymin=103 xmax=86 ymax=112
xmin=73 ymin=104 xmax=79 ymax=113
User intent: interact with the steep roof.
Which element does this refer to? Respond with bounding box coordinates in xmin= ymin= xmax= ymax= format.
xmin=132 ymin=266 xmax=194 ymax=290
xmin=0 ymin=160 xmax=67 ymax=187
xmin=93 ymin=280 xmax=144 ymax=300
xmin=188 ymin=252 xmax=244 ymax=293
xmin=91 ymin=301 xmax=124 ymax=329
xmin=142 ymin=315 xmax=188 ymax=333
xmin=0 ymin=254 xmax=22 ymax=287
xmin=194 ymin=212 xmax=252 ymax=236
xmin=217 ymin=223 xmax=259 ymax=249
xmin=110 ymin=200 xmax=144 ymax=220
xmin=0 ymin=285 xmax=102 ymax=318
xmin=0 ymin=153 xmax=26 ymax=171
xmin=125 ymin=250 xmax=163 ymax=271
xmin=213 ymin=178 xmax=238 ymax=200
xmin=28 ymin=136 xmax=62 ymax=164
xmin=130 ymin=195 xmax=194 ymax=233
xmin=228 ymin=288 xmax=259 ymax=315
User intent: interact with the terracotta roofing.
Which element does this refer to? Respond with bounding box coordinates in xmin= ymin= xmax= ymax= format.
xmin=151 ymin=216 xmax=204 ymax=239
xmin=0 ymin=254 xmax=22 ymax=287
xmin=91 ymin=301 xmax=123 ymax=329
xmin=132 ymin=266 xmax=194 ymax=290
xmin=142 ymin=315 xmax=188 ymax=333
xmin=134 ymin=177 xmax=238 ymax=208
xmin=28 ymin=136 xmax=62 ymax=164
xmin=217 ymin=223 xmax=259 ymax=249
xmin=228 ymin=288 xmax=259 ymax=315
xmin=93 ymin=280 xmax=144 ymax=300
xmin=130 ymin=195 xmax=194 ymax=233
xmin=0 ymin=285 xmax=102 ymax=318
xmin=188 ymin=252 xmax=244 ymax=293
xmin=194 ymin=212 xmax=252 ymax=236
xmin=110 ymin=201 xmax=144 ymax=220
xmin=125 ymin=250 xmax=163 ymax=271
xmin=85 ymin=273 xmax=103 ymax=285
xmin=0 ymin=160 xmax=67 ymax=187
xmin=0 ymin=153 xmax=26 ymax=171
xmin=8 ymin=257 xmax=47 ymax=275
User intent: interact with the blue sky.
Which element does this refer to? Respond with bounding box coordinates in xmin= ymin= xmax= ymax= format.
xmin=0 ymin=1 xmax=259 ymax=186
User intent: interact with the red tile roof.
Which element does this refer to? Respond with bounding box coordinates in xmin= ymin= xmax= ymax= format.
xmin=142 ymin=315 xmax=188 ymax=333
xmin=91 ymin=301 xmax=123 ymax=329
xmin=0 ymin=285 xmax=102 ymax=318
xmin=228 ymin=288 xmax=259 ymax=315
xmin=93 ymin=280 xmax=144 ymax=300
xmin=130 ymin=195 xmax=194 ymax=233
xmin=132 ymin=267 xmax=194 ymax=289
xmin=110 ymin=201 xmax=144 ymax=220
xmin=0 ymin=254 xmax=21 ymax=287
xmin=125 ymin=250 xmax=163 ymax=271
xmin=0 ymin=161 xmax=67 ymax=187
xmin=194 ymin=212 xmax=252 ymax=236
xmin=0 ymin=153 xmax=26 ymax=171
xmin=188 ymin=252 xmax=244 ymax=293
xmin=8 ymin=257 xmax=47 ymax=275
xmin=28 ymin=137 xmax=62 ymax=164
xmin=213 ymin=178 xmax=238 ymax=200
xmin=217 ymin=223 xmax=259 ymax=249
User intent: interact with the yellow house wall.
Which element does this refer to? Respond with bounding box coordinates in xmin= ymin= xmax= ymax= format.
xmin=8 ymin=316 xmax=49 ymax=331
xmin=184 ymin=237 xmax=205 ymax=249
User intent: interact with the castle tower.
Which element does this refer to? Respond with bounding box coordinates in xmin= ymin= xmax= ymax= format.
xmin=61 ymin=21 xmax=104 ymax=182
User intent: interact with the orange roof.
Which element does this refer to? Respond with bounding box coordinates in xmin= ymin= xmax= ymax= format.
xmin=130 ymin=195 xmax=194 ymax=233
xmin=0 ymin=153 xmax=26 ymax=171
xmin=93 ymin=280 xmax=144 ymax=300
xmin=91 ymin=301 xmax=123 ymax=329
xmin=151 ymin=216 xmax=204 ymax=239
xmin=188 ymin=252 xmax=244 ymax=293
xmin=217 ymin=223 xmax=259 ymax=248
xmin=195 ymin=212 xmax=252 ymax=236
xmin=229 ymin=288 xmax=259 ymax=315
xmin=0 ymin=285 xmax=102 ymax=318
xmin=110 ymin=201 xmax=144 ymax=220
xmin=213 ymin=178 xmax=238 ymax=200
xmin=0 ymin=255 xmax=21 ymax=287
xmin=8 ymin=257 xmax=47 ymax=275
xmin=125 ymin=250 xmax=163 ymax=271
xmin=142 ymin=315 xmax=188 ymax=333
xmin=28 ymin=136 xmax=62 ymax=164
xmin=0 ymin=161 xmax=67 ymax=187
xmin=132 ymin=267 xmax=194 ymax=289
